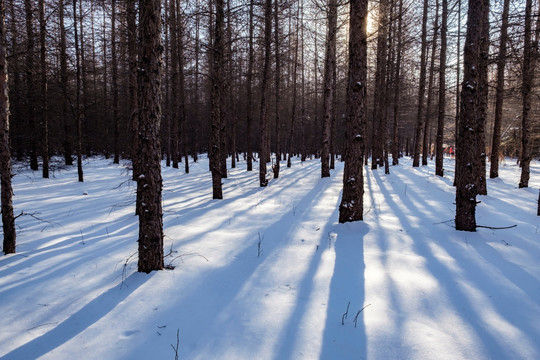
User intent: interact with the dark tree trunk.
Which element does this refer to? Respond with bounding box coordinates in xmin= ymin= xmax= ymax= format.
xmin=272 ymin=0 xmax=281 ymax=179
xmin=489 ymin=0 xmax=509 ymax=179
xmin=259 ymin=0 xmax=272 ymax=187
xmin=286 ymin=3 xmax=300 ymax=169
xmin=519 ymin=0 xmax=538 ymax=189
xmin=112 ymin=0 xmax=120 ymax=164
xmin=127 ymin=0 xmax=139 ymax=180
xmin=0 ymin=0 xmax=16 ymax=254
xmin=59 ymin=0 xmax=72 ymax=166
xmin=210 ymin=0 xmax=224 ymax=198
xmin=435 ymin=0 xmax=447 ymax=177
xmin=170 ymin=0 xmax=179 ymax=169
xmin=455 ymin=0 xmax=489 ymax=232
xmin=413 ymin=0 xmax=429 ymax=168
xmin=321 ymin=0 xmax=337 ymax=178
xmin=25 ymin=0 xmax=38 ymax=171
xmin=38 ymin=0 xmax=48 ymax=178
xmin=339 ymin=0 xmax=367 ymax=223
xmin=137 ymin=0 xmax=164 ymax=273
xmin=73 ymin=0 xmax=83 ymax=182
xmin=246 ymin=0 xmax=254 ymax=171
xmin=392 ymin=0 xmax=403 ymax=166
xmin=422 ymin=0 xmax=439 ymax=166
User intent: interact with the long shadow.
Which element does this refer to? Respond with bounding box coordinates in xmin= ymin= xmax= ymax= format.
xmin=373 ymin=170 xmax=539 ymax=359
xmin=319 ymin=219 xmax=369 ymax=360
xmin=0 ymin=273 xmax=151 ymax=360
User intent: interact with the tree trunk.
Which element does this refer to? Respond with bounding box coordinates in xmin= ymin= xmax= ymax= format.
xmin=422 ymin=0 xmax=439 ymax=166
xmin=73 ymin=0 xmax=83 ymax=182
xmin=321 ymin=0 xmax=337 ymax=178
xmin=178 ymin=0 xmax=189 ymax=174
xmin=272 ymin=0 xmax=281 ymax=179
xmin=339 ymin=0 xmax=367 ymax=223
xmin=519 ymin=0 xmax=538 ymax=188
xmin=259 ymin=0 xmax=272 ymax=187
xmin=489 ymin=0 xmax=509 ymax=179
xmin=38 ymin=0 xmax=48 ymax=178
xmin=246 ymin=0 xmax=254 ymax=171
xmin=435 ymin=0 xmax=447 ymax=177
xmin=412 ymin=0 xmax=429 ymax=168
xmin=24 ymin=0 xmax=38 ymax=171
xmin=127 ymin=0 xmax=139 ymax=179
xmin=170 ymin=0 xmax=179 ymax=169
xmin=392 ymin=0 xmax=403 ymax=166
xmin=112 ymin=0 xmax=120 ymax=164
xmin=455 ymin=0 xmax=489 ymax=232
xmin=286 ymin=2 xmax=300 ymax=168
xmin=137 ymin=0 xmax=164 ymax=273
xmin=0 ymin=0 xmax=16 ymax=254
xmin=59 ymin=0 xmax=72 ymax=166
xmin=210 ymin=0 xmax=224 ymax=198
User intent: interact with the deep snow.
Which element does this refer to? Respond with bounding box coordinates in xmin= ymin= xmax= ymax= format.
xmin=0 ymin=155 xmax=539 ymax=360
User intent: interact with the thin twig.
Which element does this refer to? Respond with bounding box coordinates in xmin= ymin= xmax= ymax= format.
xmin=353 ymin=304 xmax=371 ymax=328
xmin=477 ymin=224 xmax=517 ymax=230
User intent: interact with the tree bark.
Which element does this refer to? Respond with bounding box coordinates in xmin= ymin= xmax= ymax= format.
xmin=112 ymin=0 xmax=120 ymax=164
xmin=0 ymin=0 xmax=16 ymax=254
xmin=127 ymin=0 xmax=139 ymax=180
xmin=489 ymin=0 xmax=509 ymax=179
xmin=412 ymin=0 xmax=429 ymax=167
xmin=321 ymin=0 xmax=337 ymax=178
xmin=73 ymin=0 xmax=83 ymax=182
xmin=59 ymin=0 xmax=72 ymax=166
xmin=39 ymin=0 xmax=48 ymax=178
xmin=518 ymin=0 xmax=538 ymax=188
xmin=137 ymin=0 xmax=164 ymax=273
xmin=259 ymin=0 xmax=272 ymax=187
xmin=24 ymin=0 xmax=38 ymax=171
xmin=272 ymin=0 xmax=281 ymax=179
xmin=339 ymin=0 xmax=367 ymax=223
xmin=455 ymin=0 xmax=489 ymax=232
xmin=392 ymin=0 xmax=403 ymax=166
xmin=246 ymin=0 xmax=254 ymax=171
xmin=435 ymin=0 xmax=447 ymax=177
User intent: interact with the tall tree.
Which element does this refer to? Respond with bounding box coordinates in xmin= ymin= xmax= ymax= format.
xmin=339 ymin=0 xmax=367 ymax=223
xmin=435 ymin=0 xmax=447 ymax=177
xmin=455 ymin=0 xmax=489 ymax=231
xmin=489 ymin=0 xmax=509 ymax=179
xmin=38 ymin=0 xmax=48 ymax=178
xmin=24 ymin=0 xmax=38 ymax=171
xmin=272 ymin=0 xmax=281 ymax=179
xmin=246 ymin=0 xmax=254 ymax=171
xmin=476 ymin=0 xmax=489 ymax=195
xmin=59 ymin=0 xmax=72 ymax=166
xmin=259 ymin=0 xmax=272 ymax=187
xmin=286 ymin=1 xmax=300 ymax=168
xmin=137 ymin=0 xmax=164 ymax=273
xmin=127 ymin=0 xmax=139 ymax=180
xmin=321 ymin=0 xmax=337 ymax=178
xmin=412 ymin=0 xmax=429 ymax=167
xmin=0 ymin=0 xmax=15 ymax=254
xmin=392 ymin=0 xmax=404 ymax=166
xmin=518 ymin=0 xmax=538 ymax=188
xmin=422 ymin=0 xmax=439 ymax=166
xmin=112 ymin=0 xmax=120 ymax=164
xmin=73 ymin=0 xmax=83 ymax=182
xmin=210 ymin=0 xmax=224 ymax=198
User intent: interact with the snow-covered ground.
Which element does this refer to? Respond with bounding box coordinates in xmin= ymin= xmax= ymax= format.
xmin=1 ymin=155 xmax=539 ymax=360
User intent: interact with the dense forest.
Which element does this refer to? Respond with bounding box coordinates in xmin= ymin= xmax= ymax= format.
xmin=1 ymin=0 xmax=539 ymax=267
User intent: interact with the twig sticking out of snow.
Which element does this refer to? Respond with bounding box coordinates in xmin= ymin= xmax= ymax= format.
xmin=341 ymin=301 xmax=350 ymax=325
xmin=353 ymin=304 xmax=372 ymax=328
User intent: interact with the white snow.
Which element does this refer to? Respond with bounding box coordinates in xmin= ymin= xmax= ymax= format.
xmin=1 ymin=156 xmax=539 ymax=360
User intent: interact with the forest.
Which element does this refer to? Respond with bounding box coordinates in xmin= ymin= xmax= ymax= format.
xmin=0 ymin=0 xmax=540 ymax=358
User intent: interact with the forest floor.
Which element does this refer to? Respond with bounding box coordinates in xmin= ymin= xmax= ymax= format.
xmin=0 ymin=155 xmax=539 ymax=360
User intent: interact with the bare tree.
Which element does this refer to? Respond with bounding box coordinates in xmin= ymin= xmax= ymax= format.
xmin=455 ymin=0 xmax=489 ymax=231
xmin=272 ymin=0 xmax=281 ymax=179
xmin=259 ymin=0 xmax=272 ymax=187
xmin=435 ymin=0 xmax=447 ymax=177
xmin=59 ymin=0 xmax=72 ymax=166
xmin=24 ymin=0 xmax=37 ymax=171
xmin=137 ymin=0 xmax=164 ymax=273
xmin=392 ymin=0 xmax=404 ymax=166
xmin=246 ymin=0 xmax=254 ymax=171
xmin=321 ymin=0 xmax=337 ymax=178
xmin=112 ymin=0 xmax=120 ymax=164
xmin=39 ymin=0 xmax=48 ymax=178
xmin=73 ymin=0 xmax=83 ymax=182
xmin=518 ymin=0 xmax=538 ymax=188
xmin=127 ymin=0 xmax=139 ymax=180
xmin=0 ymin=0 xmax=15 ymax=254
xmin=339 ymin=0 xmax=367 ymax=223
xmin=412 ymin=0 xmax=429 ymax=167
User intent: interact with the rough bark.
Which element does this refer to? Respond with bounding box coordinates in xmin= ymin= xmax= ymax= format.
xmin=455 ymin=0 xmax=488 ymax=232
xmin=210 ymin=0 xmax=224 ymax=198
xmin=246 ymin=0 xmax=254 ymax=171
xmin=73 ymin=0 xmax=83 ymax=182
xmin=489 ymin=0 xmax=509 ymax=179
xmin=339 ymin=0 xmax=367 ymax=223
xmin=392 ymin=0 xmax=403 ymax=166
xmin=435 ymin=0 xmax=447 ymax=177
xmin=39 ymin=0 xmax=48 ymax=178
xmin=59 ymin=0 xmax=72 ymax=166
xmin=127 ymin=0 xmax=139 ymax=180
xmin=321 ymin=0 xmax=337 ymax=178
xmin=0 ymin=0 xmax=16 ymax=254
xmin=259 ymin=0 xmax=272 ymax=187
xmin=273 ymin=0 xmax=281 ymax=179
xmin=519 ymin=0 xmax=537 ymax=188
xmin=413 ymin=0 xmax=429 ymax=168
xmin=24 ymin=0 xmax=38 ymax=171
xmin=112 ymin=0 xmax=120 ymax=164
xmin=137 ymin=0 xmax=164 ymax=273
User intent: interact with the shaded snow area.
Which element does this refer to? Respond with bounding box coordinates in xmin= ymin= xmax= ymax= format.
xmin=1 ymin=156 xmax=539 ymax=360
